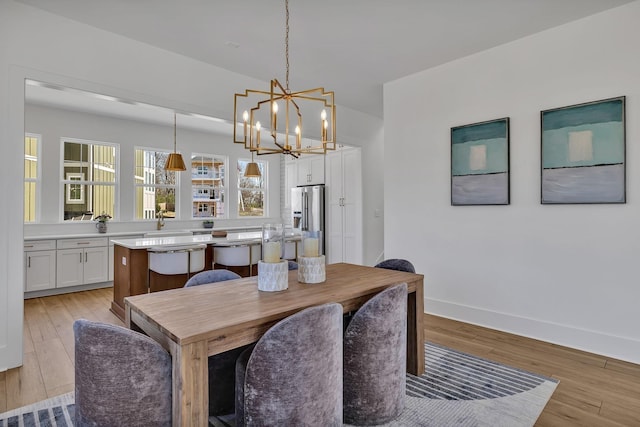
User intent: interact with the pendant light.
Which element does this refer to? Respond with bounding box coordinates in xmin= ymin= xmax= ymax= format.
xmin=233 ymin=0 xmax=336 ymax=158
xmin=244 ymin=151 xmax=262 ymax=177
xmin=165 ymin=112 xmax=186 ymax=171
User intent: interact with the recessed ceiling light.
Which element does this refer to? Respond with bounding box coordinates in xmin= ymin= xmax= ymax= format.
xmin=225 ymin=41 xmax=240 ymax=49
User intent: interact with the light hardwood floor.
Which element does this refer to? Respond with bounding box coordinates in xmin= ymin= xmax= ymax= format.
xmin=2 ymin=288 xmax=639 ymax=426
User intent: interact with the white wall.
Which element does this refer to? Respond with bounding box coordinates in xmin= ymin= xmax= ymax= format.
xmin=385 ymin=1 xmax=640 ymax=363
xmin=0 ymin=1 xmax=383 ymax=370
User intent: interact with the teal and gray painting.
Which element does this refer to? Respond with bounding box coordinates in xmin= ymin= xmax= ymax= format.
xmin=542 ymin=98 xmax=624 ymax=203
xmin=451 ymin=118 xmax=509 ymax=205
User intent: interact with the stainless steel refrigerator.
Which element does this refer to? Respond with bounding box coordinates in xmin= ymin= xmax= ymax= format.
xmin=291 ymin=185 xmax=325 ymax=253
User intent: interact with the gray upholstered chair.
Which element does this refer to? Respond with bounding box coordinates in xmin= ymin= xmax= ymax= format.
xmin=343 ymin=283 xmax=408 ymax=425
xmin=182 ymin=268 xmax=246 ymax=417
xmin=184 ymin=268 xmax=241 ymax=287
xmin=236 ymin=303 xmax=343 ymax=426
xmin=374 ymin=258 xmax=416 ymax=273
xmin=73 ymin=319 xmax=172 ymax=427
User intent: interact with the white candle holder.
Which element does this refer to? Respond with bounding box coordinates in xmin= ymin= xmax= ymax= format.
xmin=258 ymin=260 xmax=289 ymax=292
xmin=297 ymin=255 xmax=326 ymax=284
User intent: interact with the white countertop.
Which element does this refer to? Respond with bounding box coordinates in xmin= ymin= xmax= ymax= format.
xmin=111 ymin=231 xmax=300 ymax=250
xmin=24 ymin=225 xmax=262 ymax=241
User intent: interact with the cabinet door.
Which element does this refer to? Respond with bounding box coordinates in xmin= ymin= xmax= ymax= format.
xmin=84 ymin=246 xmax=109 ymax=284
xmin=296 ymin=157 xmax=311 ymax=185
xmin=84 ymin=246 xmax=109 ymax=283
xmin=341 ymin=149 xmax=363 ymax=264
xmin=57 ymin=248 xmax=84 ymax=288
xmin=325 ymin=152 xmax=344 ymax=264
xmin=24 ymin=250 xmax=56 ymax=292
xmin=308 ymin=156 xmax=325 ymax=184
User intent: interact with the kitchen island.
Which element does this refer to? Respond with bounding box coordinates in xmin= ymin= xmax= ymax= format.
xmin=110 ymin=232 xmax=299 ymax=321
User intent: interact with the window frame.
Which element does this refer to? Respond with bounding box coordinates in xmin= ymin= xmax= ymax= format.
xmin=237 ymin=157 xmax=267 ymax=218
xmin=59 ymin=137 xmax=119 ymax=223
xmin=24 ymin=133 xmax=42 ymax=223
xmin=191 ymin=153 xmax=228 ymax=219
xmin=134 ymin=146 xmax=180 ymax=221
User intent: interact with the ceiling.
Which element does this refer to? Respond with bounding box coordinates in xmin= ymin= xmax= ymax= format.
xmin=19 ymin=0 xmax=633 ymax=127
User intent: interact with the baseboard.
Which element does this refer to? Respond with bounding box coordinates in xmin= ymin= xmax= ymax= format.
xmin=24 ymin=282 xmax=113 ymax=299
xmin=426 ymin=297 xmax=640 ymax=365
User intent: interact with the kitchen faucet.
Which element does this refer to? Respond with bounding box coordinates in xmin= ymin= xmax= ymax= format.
xmin=156 ymin=210 xmax=165 ymax=230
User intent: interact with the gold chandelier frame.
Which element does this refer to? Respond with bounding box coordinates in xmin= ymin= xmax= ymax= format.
xmin=233 ymin=0 xmax=336 ymax=158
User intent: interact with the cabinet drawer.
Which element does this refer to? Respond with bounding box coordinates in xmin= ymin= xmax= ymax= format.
xmin=24 ymin=240 xmax=56 ymax=251
xmin=57 ymin=237 xmax=108 ymax=249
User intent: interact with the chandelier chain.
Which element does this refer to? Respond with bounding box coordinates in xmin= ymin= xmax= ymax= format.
xmin=285 ymin=0 xmax=289 ymax=91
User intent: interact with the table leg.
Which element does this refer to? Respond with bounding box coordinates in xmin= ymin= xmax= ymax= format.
xmin=172 ymin=341 xmax=209 ymax=426
xmin=406 ymin=278 xmax=425 ymax=376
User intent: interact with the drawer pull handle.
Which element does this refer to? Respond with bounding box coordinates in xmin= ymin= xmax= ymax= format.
xmin=76 ymin=242 xmax=91 ymax=245
xmin=24 ymin=245 xmax=34 ymax=248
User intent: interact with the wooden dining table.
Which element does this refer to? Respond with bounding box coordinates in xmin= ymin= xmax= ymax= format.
xmin=124 ymin=262 xmax=424 ymax=426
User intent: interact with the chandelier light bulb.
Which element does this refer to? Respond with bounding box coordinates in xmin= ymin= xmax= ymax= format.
xmin=243 ymin=110 xmax=249 ymax=122
xmin=272 ymin=102 xmax=279 ymax=113
xmin=256 ymin=121 xmax=261 ymax=131
xmin=321 ymin=109 xmax=327 ymax=120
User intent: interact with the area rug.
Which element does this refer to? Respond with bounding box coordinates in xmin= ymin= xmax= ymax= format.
xmin=0 ymin=342 xmax=557 ymax=427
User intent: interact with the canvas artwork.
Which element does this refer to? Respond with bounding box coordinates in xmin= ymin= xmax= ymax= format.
xmin=541 ymin=97 xmax=625 ymax=204
xmin=451 ymin=118 xmax=510 ymax=205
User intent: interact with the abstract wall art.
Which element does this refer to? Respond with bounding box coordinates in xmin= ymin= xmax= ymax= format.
xmin=451 ymin=117 xmax=510 ymax=205
xmin=541 ymin=97 xmax=625 ymax=204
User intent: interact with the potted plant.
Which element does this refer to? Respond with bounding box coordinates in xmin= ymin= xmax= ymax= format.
xmin=203 ymin=220 xmax=214 ymax=229
xmin=94 ymin=211 xmax=112 ymax=233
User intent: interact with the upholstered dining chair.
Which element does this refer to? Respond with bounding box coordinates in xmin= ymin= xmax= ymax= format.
xmin=184 ymin=268 xmax=241 ymax=287
xmin=74 ymin=319 xmax=172 ymax=427
xmin=236 ymin=303 xmax=343 ymax=426
xmin=374 ymin=258 xmax=416 ymax=273
xmin=343 ymin=283 xmax=408 ymax=425
xmin=182 ymin=268 xmax=247 ymax=417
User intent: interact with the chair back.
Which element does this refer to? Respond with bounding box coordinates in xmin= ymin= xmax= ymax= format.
xmin=148 ymin=243 xmax=206 ymax=275
xmin=374 ymin=258 xmax=416 ymax=273
xmin=184 ymin=269 xmax=241 ymax=287
xmin=237 ymin=303 xmax=343 ymax=426
xmin=74 ymin=319 xmax=172 ymax=426
xmin=343 ymin=283 xmax=408 ymax=425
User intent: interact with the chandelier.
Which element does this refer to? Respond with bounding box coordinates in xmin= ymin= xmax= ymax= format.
xmin=233 ymin=0 xmax=336 ymax=159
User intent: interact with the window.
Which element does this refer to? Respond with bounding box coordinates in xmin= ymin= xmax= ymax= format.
xmin=24 ymin=134 xmax=41 ymax=223
xmin=191 ymin=154 xmax=227 ymax=218
xmin=238 ymin=159 xmax=266 ymax=217
xmin=62 ymin=139 xmax=118 ymax=221
xmin=135 ymin=148 xmax=178 ymax=220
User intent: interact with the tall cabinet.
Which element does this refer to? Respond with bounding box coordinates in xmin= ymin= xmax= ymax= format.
xmin=325 ymin=147 xmax=362 ymax=264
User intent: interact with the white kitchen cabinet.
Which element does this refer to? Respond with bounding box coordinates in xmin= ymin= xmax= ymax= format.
xmin=326 ymin=147 xmax=363 ymax=264
xmin=24 ymin=240 xmax=56 ymax=292
xmin=295 ymin=156 xmax=325 ymax=185
xmin=56 ymin=238 xmax=108 ymax=288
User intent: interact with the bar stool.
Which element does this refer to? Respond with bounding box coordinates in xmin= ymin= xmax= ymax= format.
xmin=148 ymin=243 xmax=206 ymax=292
xmin=213 ymin=244 xmax=261 ymax=277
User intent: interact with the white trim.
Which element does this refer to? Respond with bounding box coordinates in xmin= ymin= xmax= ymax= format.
xmin=59 ymin=137 xmax=120 ymax=222
xmin=24 ymin=133 xmax=42 ymax=223
xmin=65 ymin=172 xmax=85 ymax=204
xmin=133 ymin=146 xmax=180 ymax=221
xmin=426 ymin=297 xmax=640 ymax=364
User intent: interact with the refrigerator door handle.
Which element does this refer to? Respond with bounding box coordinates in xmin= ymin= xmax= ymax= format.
xmin=302 ymin=191 xmax=308 ymax=231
